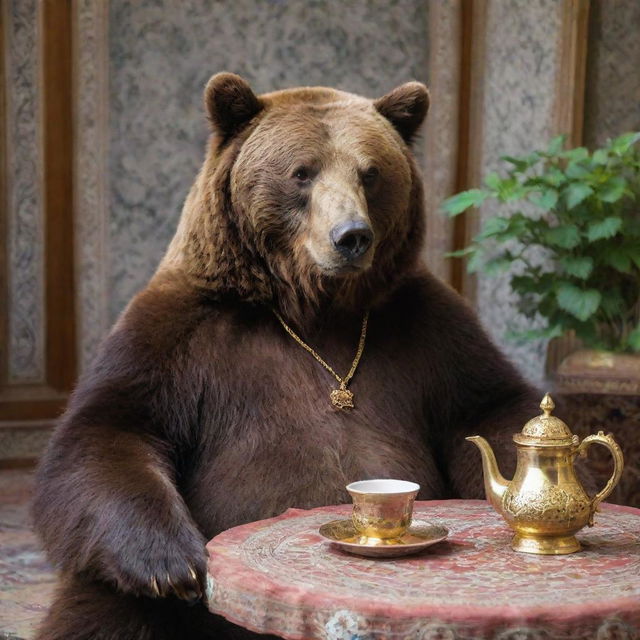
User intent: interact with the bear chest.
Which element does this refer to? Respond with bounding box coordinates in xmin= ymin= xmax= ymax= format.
xmin=186 ymin=318 xmax=444 ymax=536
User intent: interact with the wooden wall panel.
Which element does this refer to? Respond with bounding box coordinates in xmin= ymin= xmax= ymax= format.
xmin=423 ymin=0 xmax=462 ymax=281
xmin=0 ymin=0 xmax=75 ymax=429
xmin=423 ymin=0 xmax=487 ymax=297
xmin=546 ymin=0 xmax=590 ymax=376
xmin=44 ymin=0 xmax=76 ymax=393
xmin=450 ymin=0 xmax=487 ymax=299
xmin=553 ymin=0 xmax=590 ymax=148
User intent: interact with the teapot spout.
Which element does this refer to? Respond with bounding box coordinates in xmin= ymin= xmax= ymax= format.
xmin=466 ymin=436 xmax=510 ymax=510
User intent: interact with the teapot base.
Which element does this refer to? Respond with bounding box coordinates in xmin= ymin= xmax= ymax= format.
xmin=511 ymin=533 xmax=581 ymax=555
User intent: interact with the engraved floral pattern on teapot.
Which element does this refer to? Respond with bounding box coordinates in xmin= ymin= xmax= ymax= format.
xmin=467 ymin=394 xmax=624 ymax=555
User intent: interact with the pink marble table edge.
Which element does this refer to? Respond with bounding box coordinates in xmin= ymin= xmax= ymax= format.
xmin=206 ymin=500 xmax=640 ymax=626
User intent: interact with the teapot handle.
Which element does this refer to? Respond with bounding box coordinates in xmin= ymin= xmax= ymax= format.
xmin=578 ymin=431 xmax=624 ymax=525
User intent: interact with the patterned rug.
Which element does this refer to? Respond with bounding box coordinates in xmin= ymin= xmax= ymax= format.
xmin=0 ymin=468 xmax=55 ymax=640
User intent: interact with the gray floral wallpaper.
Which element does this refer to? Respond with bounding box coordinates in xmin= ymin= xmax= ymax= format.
xmin=107 ymin=0 xmax=430 ymax=323
xmin=5 ymin=0 xmax=44 ymax=382
xmin=475 ymin=0 xmax=561 ymax=387
xmin=584 ymin=0 xmax=640 ymax=148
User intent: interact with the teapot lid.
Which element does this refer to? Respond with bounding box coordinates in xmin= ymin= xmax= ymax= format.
xmin=513 ymin=393 xmax=576 ymax=446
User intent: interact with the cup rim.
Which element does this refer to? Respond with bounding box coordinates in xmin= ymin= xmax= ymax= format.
xmin=346 ymin=479 xmax=420 ymax=495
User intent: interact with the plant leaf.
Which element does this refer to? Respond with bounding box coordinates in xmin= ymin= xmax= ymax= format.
xmin=441 ymin=189 xmax=488 ymax=216
xmin=531 ymin=188 xmax=558 ymax=211
xmin=484 ymin=256 xmax=513 ymax=275
xmin=592 ymin=149 xmax=608 ymax=165
xmin=484 ymin=172 xmax=502 ymax=191
xmin=587 ymin=216 xmax=622 ymax=241
xmin=495 ymin=177 xmax=526 ymax=202
xmin=599 ymin=177 xmax=627 ymax=203
xmin=545 ymin=225 xmax=581 ymax=249
xmin=545 ymin=168 xmax=567 ymax=187
xmin=547 ymin=135 xmax=565 ymax=155
xmin=560 ymin=256 xmax=593 ymax=279
xmin=566 ymin=163 xmax=590 ymax=179
xmin=626 ymin=218 xmax=640 ymax=238
xmin=511 ymin=274 xmax=542 ymax=294
xmin=600 ymin=289 xmax=625 ymax=316
xmin=628 ymin=325 xmax=640 ymax=352
xmin=560 ymin=147 xmax=589 ymax=162
xmin=476 ymin=216 xmax=511 ymax=240
xmin=572 ymin=321 xmax=601 ymax=347
xmin=556 ymin=283 xmax=601 ymax=321
xmin=501 ymin=155 xmax=531 ymax=171
xmin=467 ymin=250 xmax=484 ymax=274
xmin=610 ymin=131 xmax=640 ymax=155
xmin=445 ymin=247 xmax=476 ymax=258
xmin=564 ymin=183 xmax=593 ymax=209
xmin=605 ymin=249 xmax=632 ymax=273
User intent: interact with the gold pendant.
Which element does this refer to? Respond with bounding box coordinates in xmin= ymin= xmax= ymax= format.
xmin=330 ymin=387 xmax=354 ymax=409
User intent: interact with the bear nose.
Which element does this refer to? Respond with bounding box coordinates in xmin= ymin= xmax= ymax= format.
xmin=331 ymin=221 xmax=374 ymax=261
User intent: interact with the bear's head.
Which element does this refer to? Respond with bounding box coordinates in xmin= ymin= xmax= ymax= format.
xmin=161 ymin=73 xmax=429 ymax=322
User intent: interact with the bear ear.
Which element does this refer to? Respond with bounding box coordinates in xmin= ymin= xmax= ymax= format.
xmin=374 ymin=82 xmax=430 ymax=144
xmin=204 ymin=72 xmax=263 ymax=139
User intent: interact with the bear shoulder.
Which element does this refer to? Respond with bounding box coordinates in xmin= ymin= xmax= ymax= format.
xmin=111 ymin=270 xmax=213 ymax=357
xmin=65 ymin=270 xmax=221 ymax=440
xmin=386 ymin=269 xmax=537 ymax=418
xmin=386 ymin=269 xmax=491 ymax=342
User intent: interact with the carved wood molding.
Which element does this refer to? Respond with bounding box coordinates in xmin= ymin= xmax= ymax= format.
xmin=0 ymin=0 xmax=76 ymax=423
xmin=451 ymin=0 xmax=487 ymax=301
xmin=423 ymin=0 xmax=487 ymax=297
xmin=553 ymin=0 xmax=590 ymax=147
xmin=546 ymin=0 xmax=590 ymax=376
xmin=423 ymin=0 xmax=462 ymax=282
xmin=72 ymin=0 xmax=110 ymax=374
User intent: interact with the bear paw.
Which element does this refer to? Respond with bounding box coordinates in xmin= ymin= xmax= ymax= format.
xmin=100 ymin=526 xmax=207 ymax=602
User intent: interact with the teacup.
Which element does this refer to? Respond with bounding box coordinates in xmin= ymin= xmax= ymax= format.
xmin=346 ymin=479 xmax=420 ymax=540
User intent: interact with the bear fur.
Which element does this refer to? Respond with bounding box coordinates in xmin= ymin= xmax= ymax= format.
xmin=32 ymin=73 xmax=539 ymax=639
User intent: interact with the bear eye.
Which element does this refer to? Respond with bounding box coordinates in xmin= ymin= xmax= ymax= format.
xmin=293 ymin=167 xmax=311 ymax=183
xmin=362 ymin=166 xmax=379 ymax=186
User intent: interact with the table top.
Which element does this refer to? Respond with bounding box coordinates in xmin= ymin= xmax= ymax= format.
xmin=206 ymin=500 xmax=640 ymax=640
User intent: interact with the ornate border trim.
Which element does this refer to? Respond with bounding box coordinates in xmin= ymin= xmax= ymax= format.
xmin=4 ymin=0 xmax=46 ymax=383
xmin=73 ymin=0 xmax=110 ymax=372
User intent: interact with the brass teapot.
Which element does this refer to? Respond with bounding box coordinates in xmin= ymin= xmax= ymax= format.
xmin=467 ymin=394 xmax=624 ymax=555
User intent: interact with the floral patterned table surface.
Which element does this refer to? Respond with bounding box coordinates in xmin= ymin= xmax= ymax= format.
xmin=206 ymin=500 xmax=640 ymax=640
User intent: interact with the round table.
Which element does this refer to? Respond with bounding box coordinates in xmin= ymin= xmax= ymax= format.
xmin=205 ymin=500 xmax=640 ymax=639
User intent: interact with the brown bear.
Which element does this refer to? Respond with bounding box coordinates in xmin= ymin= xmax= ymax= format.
xmin=32 ymin=73 xmax=539 ymax=639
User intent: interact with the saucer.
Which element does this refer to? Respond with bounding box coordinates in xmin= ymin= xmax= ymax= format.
xmin=319 ymin=518 xmax=449 ymax=558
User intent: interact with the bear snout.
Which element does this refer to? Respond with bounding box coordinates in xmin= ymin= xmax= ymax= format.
xmin=330 ymin=221 xmax=374 ymax=262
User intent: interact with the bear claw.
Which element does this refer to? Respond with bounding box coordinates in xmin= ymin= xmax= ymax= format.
xmin=150 ymin=576 xmax=160 ymax=597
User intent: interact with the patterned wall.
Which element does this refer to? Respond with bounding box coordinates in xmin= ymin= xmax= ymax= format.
xmin=76 ymin=0 xmax=565 ymax=383
xmin=584 ymin=0 xmax=640 ymax=148
xmin=3 ymin=2 xmax=637 ymax=456
xmin=4 ymin=0 xmax=45 ymax=383
xmin=7 ymin=1 xmax=608 ymax=389
xmin=475 ymin=0 xmax=562 ymax=387
xmin=105 ymin=0 xmax=430 ymax=326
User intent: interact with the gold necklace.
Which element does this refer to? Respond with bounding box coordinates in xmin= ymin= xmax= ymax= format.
xmin=273 ymin=310 xmax=369 ymax=410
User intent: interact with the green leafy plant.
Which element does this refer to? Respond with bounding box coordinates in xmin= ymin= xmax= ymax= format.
xmin=442 ymin=132 xmax=640 ymax=353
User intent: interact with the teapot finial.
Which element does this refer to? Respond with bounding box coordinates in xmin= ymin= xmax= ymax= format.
xmin=540 ymin=393 xmax=555 ymax=416
xmin=515 ymin=393 xmax=573 ymax=445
